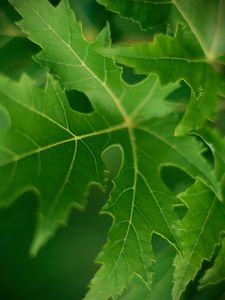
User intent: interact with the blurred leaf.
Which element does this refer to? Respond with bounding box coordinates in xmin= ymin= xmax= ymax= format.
xmin=199 ymin=238 xmax=225 ymax=288
xmin=98 ymin=0 xmax=225 ymax=61
xmin=189 ymin=281 xmax=225 ymax=300
xmin=98 ymin=0 xmax=172 ymax=31
xmin=0 ymin=186 xmax=111 ymax=300
xmin=0 ymin=0 xmax=24 ymax=46
xmin=0 ymin=36 xmax=45 ymax=83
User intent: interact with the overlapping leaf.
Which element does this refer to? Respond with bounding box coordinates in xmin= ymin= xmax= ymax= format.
xmin=172 ymin=181 xmax=225 ymax=300
xmin=0 ymin=0 xmax=222 ymax=299
xmin=172 ymin=129 xmax=225 ymax=300
xmin=118 ymin=244 xmax=175 ymax=300
xmin=199 ymin=238 xmax=225 ymax=288
xmin=99 ymin=1 xmax=225 ymax=134
xmin=197 ymin=129 xmax=225 ymax=289
xmin=98 ymin=0 xmax=225 ymax=60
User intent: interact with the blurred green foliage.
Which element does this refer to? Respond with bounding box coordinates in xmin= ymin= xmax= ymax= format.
xmin=0 ymin=187 xmax=111 ymax=300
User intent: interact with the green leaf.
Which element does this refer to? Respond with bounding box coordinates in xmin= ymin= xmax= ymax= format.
xmin=98 ymin=0 xmax=225 ymax=61
xmin=1 ymin=72 xmax=219 ymax=299
xmin=101 ymin=24 xmax=225 ymax=134
xmin=119 ymin=243 xmax=176 ymax=300
xmin=172 ymin=181 xmax=225 ymax=300
xmin=172 ymin=129 xmax=225 ymax=300
xmin=191 ymin=282 xmax=225 ymax=300
xmin=202 ymin=128 xmax=225 ymax=181
xmin=196 ymin=129 xmax=225 ymax=289
xmin=199 ymin=238 xmax=225 ymax=288
xmin=0 ymin=36 xmax=45 ymax=82
xmin=98 ymin=0 xmax=174 ymax=32
xmin=1 ymin=0 xmax=221 ymax=298
xmin=118 ymin=275 xmax=150 ymax=300
xmin=0 ymin=0 xmax=24 ymax=46
xmin=143 ymin=243 xmax=175 ymax=300
xmin=0 ymin=73 xmax=112 ymax=252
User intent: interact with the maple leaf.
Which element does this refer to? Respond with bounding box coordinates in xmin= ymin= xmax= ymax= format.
xmin=0 ymin=0 xmax=221 ymax=299
xmin=197 ymin=128 xmax=225 ymax=290
xmin=98 ymin=0 xmax=225 ymax=134
xmin=172 ymin=181 xmax=225 ymax=299
xmin=172 ymin=128 xmax=225 ymax=299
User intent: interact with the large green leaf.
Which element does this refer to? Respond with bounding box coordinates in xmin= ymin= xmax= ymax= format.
xmin=1 ymin=0 xmax=221 ymax=298
xmin=1 ymin=72 xmax=219 ymax=299
xmin=101 ymin=24 xmax=225 ymax=134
